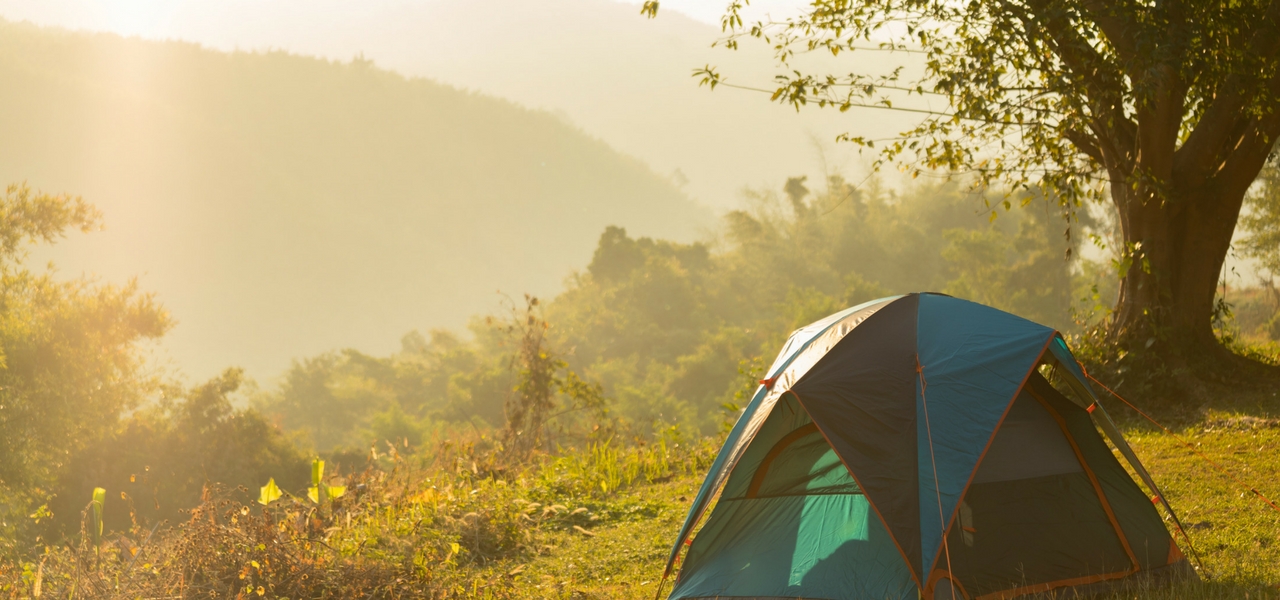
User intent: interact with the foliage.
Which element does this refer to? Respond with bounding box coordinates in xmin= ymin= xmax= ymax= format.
xmin=2 ymin=410 xmax=1277 ymax=599
xmin=256 ymin=329 xmax=512 ymax=453
xmin=0 ymin=183 xmax=170 ymax=555
xmin=645 ymin=0 xmax=1280 ymax=356
xmin=89 ymin=488 xmax=104 ymax=549
xmin=657 ymin=0 xmax=1278 ymax=202
xmin=49 ymin=369 xmax=310 ymax=537
xmin=1241 ymin=151 xmax=1280 ymax=288
xmin=306 ymin=458 xmax=346 ymax=506
xmin=0 ymin=431 xmax=718 ymax=599
xmin=263 ymin=176 xmax=1099 ymax=447
xmin=492 ymin=295 xmax=609 ymax=461
xmin=558 ymin=177 xmax=1091 ymax=430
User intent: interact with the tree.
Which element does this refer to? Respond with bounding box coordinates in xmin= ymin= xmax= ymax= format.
xmin=0 ymin=183 xmax=170 ymax=549
xmin=494 ymin=295 xmax=607 ymax=460
xmin=643 ymin=0 xmax=1280 ymax=368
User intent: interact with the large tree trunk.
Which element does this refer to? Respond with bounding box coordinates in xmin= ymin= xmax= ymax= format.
xmin=1109 ymin=176 xmax=1248 ymax=361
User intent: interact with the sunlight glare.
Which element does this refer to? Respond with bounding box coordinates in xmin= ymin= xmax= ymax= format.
xmin=102 ymin=0 xmax=183 ymax=37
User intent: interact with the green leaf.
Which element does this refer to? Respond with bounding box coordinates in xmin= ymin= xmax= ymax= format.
xmin=91 ymin=487 xmax=105 ymax=540
xmin=258 ymin=478 xmax=282 ymax=505
xmin=328 ymin=485 xmax=346 ymax=499
xmin=307 ymin=486 xmax=320 ymax=504
xmin=311 ymin=458 xmax=324 ymax=487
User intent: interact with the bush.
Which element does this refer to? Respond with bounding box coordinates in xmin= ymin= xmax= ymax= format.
xmin=48 ymin=369 xmax=309 ymax=537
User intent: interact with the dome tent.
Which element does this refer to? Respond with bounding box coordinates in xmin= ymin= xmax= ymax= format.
xmin=662 ymin=293 xmax=1195 ymax=600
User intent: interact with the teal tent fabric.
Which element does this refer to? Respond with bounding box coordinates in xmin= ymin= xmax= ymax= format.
xmin=674 ymin=494 xmax=916 ymax=599
xmin=914 ymin=294 xmax=1055 ymax=579
xmin=790 ymin=294 xmax=924 ymax=580
xmin=664 ymin=293 xmax=1192 ymax=600
xmin=671 ymin=394 xmax=916 ymax=600
xmin=664 ymin=297 xmax=903 ymax=574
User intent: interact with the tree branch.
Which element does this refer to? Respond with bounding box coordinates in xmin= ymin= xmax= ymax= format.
xmin=1173 ymin=0 xmax=1280 ymax=185
xmin=1063 ymin=128 xmax=1105 ymax=164
xmin=1135 ymin=61 xmax=1190 ymax=184
xmin=1078 ymin=0 xmax=1140 ymax=66
xmin=1212 ymin=75 xmax=1280 ymax=203
xmin=1021 ymin=0 xmax=1137 ymax=169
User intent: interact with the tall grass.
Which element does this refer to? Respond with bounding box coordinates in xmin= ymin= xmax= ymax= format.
xmin=0 ymin=432 xmax=718 ymax=599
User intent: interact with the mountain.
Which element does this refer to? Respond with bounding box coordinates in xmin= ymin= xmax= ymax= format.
xmin=0 ymin=0 xmax=919 ymax=209
xmin=0 ymin=20 xmax=711 ymax=380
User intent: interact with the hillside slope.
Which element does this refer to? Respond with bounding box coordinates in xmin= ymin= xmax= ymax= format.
xmin=0 ymin=0 xmax=918 ymax=209
xmin=0 ymin=21 xmax=710 ymax=379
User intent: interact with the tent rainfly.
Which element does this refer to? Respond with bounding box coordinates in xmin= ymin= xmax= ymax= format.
xmin=662 ymin=293 xmax=1196 ymax=600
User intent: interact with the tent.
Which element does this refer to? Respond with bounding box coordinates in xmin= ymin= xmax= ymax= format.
xmin=662 ymin=293 xmax=1196 ymax=600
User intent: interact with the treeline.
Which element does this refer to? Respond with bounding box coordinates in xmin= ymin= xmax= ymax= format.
xmin=252 ymin=175 xmax=1105 ymax=452
xmin=258 ymin=164 xmax=1280 ymax=454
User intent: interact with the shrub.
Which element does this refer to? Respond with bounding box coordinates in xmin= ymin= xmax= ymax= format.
xmin=49 ymin=369 xmax=309 ymax=537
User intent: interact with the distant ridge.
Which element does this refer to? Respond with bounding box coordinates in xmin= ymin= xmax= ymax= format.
xmin=0 ymin=20 xmax=711 ymax=380
xmin=0 ymin=0 xmax=915 ymax=209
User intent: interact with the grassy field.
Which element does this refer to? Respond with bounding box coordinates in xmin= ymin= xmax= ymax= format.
xmin=1103 ymin=414 xmax=1280 ymax=598
xmin=505 ymin=422 xmax=1280 ymax=600
xmin=3 ymin=398 xmax=1279 ymax=599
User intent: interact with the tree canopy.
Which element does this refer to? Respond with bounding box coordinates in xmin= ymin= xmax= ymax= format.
xmin=0 ymin=184 xmax=169 ymax=488
xmin=644 ymin=0 xmax=1280 ymax=367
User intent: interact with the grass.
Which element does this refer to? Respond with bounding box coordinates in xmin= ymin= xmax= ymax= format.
xmin=511 ymin=426 xmax=1280 ymax=600
xmin=2 ymin=408 xmax=1278 ymax=598
xmin=1094 ymin=414 xmax=1280 ymax=599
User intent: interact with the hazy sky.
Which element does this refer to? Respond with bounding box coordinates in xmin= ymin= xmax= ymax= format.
xmin=0 ymin=0 xmax=768 ymax=33
xmin=0 ymin=0 xmax=901 ymax=210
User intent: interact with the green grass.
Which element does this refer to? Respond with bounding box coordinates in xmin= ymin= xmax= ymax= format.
xmin=502 ymin=477 xmax=699 ymax=599
xmin=2 ymin=414 xmax=1278 ymax=599
xmin=497 ymin=426 xmax=1280 ymax=600
xmin=1094 ymin=416 xmax=1280 ymax=599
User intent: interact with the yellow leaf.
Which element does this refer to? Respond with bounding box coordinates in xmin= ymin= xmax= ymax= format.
xmin=258 ymin=478 xmax=282 ymax=505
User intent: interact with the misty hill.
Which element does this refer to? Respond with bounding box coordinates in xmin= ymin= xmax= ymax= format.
xmin=0 ymin=20 xmax=710 ymax=380
xmin=0 ymin=0 xmax=920 ymax=209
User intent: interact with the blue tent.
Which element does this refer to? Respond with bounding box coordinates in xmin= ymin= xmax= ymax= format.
xmin=662 ymin=293 xmax=1195 ymax=599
